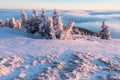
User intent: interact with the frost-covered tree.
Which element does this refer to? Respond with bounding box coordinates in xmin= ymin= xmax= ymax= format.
xmin=60 ymin=21 xmax=74 ymax=40
xmin=16 ymin=20 xmax=23 ymax=29
xmin=7 ymin=18 xmax=22 ymax=29
xmin=0 ymin=19 xmax=4 ymax=27
xmin=44 ymin=16 xmax=56 ymax=39
xmin=41 ymin=8 xmax=46 ymax=18
xmin=38 ymin=9 xmax=47 ymax=36
xmin=21 ymin=10 xmax=37 ymax=33
xmin=9 ymin=17 xmax=17 ymax=28
xmin=21 ymin=10 xmax=28 ymax=22
xmin=38 ymin=9 xmax=56 ymax=39
xmin=21 ymin=10 xmax=28 ymax=26
xmin=32 ymin=9 xmax=38 ymax=19
xmin=52 ymin=9 xmax=63 ymax=39
xmin=100 ymin=22 xmax=111 ymax=40
xmin=21 ymin=10 xmax=35 ymax=33
xmin=5 ymin=18 xmax=10 ymax=27
xmin=29 ymin=10 xmax=39 ymax=33
xmin=5 ymin=17 xmax=22 ymax=29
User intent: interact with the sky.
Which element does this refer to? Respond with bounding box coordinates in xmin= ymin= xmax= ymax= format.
xmin=0 ymin=0 xmax=120 ymax=10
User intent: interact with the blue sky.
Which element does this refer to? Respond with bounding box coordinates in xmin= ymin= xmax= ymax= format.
xmin=0 ymin=0 xmax=120 ymax=10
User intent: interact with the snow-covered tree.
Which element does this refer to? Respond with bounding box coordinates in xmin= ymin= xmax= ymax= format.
xmin=52 ymin=9 xmax=63 ymax=39
xmin=9 ymin=17 xmax=17 ymax=28
xmin=21 ymin=10 xmax=28 ymax=22
xmin=41 ymin=8 xmax=46 ymax=18
xmin=38 ymin=9 xmax=56 ymax=39
xmin=16 ymin=20 xmax=23 ymax=29
xmin=21 ymin=10 xmax=28 ymax=26
xmin=60 ymin=21 xmax=74 ymax=40
xmin=32 ymin=9 xmax=38 ymax=19
xmin=38 ymin=9 xmax=47 ymax=36
xmin=0 ymin=19 xmax=4 ymax=27
xmin=21 ymin=10 xmax=37 ymax=33
xmin=5 ymin=18 xmax=10 ymax=27
xmin=4 ymin=17 xmax=23 ymax=29
xmin=100 ymin=22 xmax=111 ymax=40
xmin=46 ymin=17 xmax=56 ymax=39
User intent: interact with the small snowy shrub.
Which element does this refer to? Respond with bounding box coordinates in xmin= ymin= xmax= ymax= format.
xmin=0 ymin=19 xmax=4 ymax=27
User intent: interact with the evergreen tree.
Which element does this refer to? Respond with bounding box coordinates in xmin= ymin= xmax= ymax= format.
xmin=32 ymin=9 xmax=38 ymax=19
xmin=38 ymin=9 xmax=56 ymax=39
xmin=38 ymin=9 xmax=47 ymax=36
xmin=21 ymin=10 xmax=28 ymax=24
xmin=5 ymin=18 xmax=10 ymax=27
xmin=41 ymin=8 xmax=46 ymax=18
xmin=52 ymin=9 xmax=63 ymax=39
xmin=16 ymin=20 xmax=23 ymax=29
xmin=9 ymin=17 xmax=17 ymax=28
xmin=100 ymin=22 xmax=111 ymax=40
xmin=60 ymin=21 xmax=74 ymax=40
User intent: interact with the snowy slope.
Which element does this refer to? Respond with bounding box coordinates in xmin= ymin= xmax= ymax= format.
xmin=0 ymin=27 xmax=120 ymax=80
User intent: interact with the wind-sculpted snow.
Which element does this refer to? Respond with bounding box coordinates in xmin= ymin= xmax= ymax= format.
xmin=0 ymin=52 xmax=120 ymax=80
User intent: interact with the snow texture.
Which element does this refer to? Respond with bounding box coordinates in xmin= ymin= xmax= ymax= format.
xmin=0 ymin=27 xmax=120 ymax=80
xmin=0 ymin=9 xmax=120 ymax=80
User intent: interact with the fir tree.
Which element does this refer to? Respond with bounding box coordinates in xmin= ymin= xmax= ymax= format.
xmin=38 ymin=9 xmax=56 ymax=39
xmin=9 ymin=17 xmax=16 ymax=28
xmin=60 ymin=21 xmax=74 ymax=40
xmin=32 ymin=9 xmax=38 ymax=19
xmin=100 ymin=22 xmax=111 ymax=40
xmin=21 ymin=11 xmax=28 ymax=23
xmin=5 ymin=18 xmax=10 ymax=27
xmin=52 ymin=9 xmax=63 ymax=39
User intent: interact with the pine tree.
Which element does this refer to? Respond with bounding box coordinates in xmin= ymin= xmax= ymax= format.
xmin=16 ymin=20 xmax=23 ymax=29
xmin=9 ymin=17 xmax=17 ymax=28
xmin=60 ymin=21 xmax=75 ymax=40
xmin=32 ymin=9 xmax=38 ymax=19
xmin=44 ymin=17 xmax=56 ymax=39
xmin=52 ymin=9 xmax=63 ymax=39
xmin=21 ymin=10 xmax=28 ymax=25
xmin=38 ymin=9 xmax=47 ymax=36
xmin=38 ymin=9 xmax=56 ymax=39
xmin=5 ymin=18 xmax=10 ymax=27
xmin=100 ymin=22 xmax=111 ymax=40
xmin=21 ymin=10 xmax=37 ymax=33
xmin=41 ymin=8 xmax=46 ymax=18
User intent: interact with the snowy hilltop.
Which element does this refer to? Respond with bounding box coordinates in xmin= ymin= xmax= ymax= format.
xmin=0 ymin=9 xmax=120 ymax=80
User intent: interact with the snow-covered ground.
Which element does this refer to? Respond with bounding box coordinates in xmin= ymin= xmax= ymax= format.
xmin=0 ymin=27 xmax=120 ymax=80
xmin=0 ymin=9 xmax=120 ymax=80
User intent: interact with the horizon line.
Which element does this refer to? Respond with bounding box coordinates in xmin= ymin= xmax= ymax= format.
xmin=0 ymin=8 xmax=120 ymax=11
